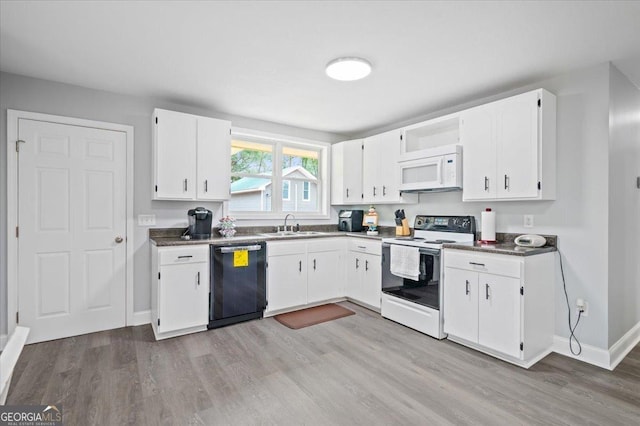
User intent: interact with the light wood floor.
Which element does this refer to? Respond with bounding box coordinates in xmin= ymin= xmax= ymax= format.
xmin=7 ymin=302 xmax=640 ymax=425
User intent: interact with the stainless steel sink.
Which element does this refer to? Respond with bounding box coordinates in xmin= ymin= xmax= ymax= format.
xmin=258 ymin=231 xmax=327 ymax=237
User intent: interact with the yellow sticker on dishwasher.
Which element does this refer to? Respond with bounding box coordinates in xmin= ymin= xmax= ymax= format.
xmin=233 ymin=250 xmax=249 ymax=267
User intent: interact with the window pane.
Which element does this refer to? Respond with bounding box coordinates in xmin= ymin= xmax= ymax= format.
xmin=282 ymin=180 xmax=290 ymax=200
xmin=282 ymin=145 xmax=319 ymax=213
xmin=230 ymin=139 xmax=273 ymax=212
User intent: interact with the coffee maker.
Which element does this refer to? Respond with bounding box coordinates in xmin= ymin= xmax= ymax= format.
xmin=187 ymin=207 xmax=213 ymax=240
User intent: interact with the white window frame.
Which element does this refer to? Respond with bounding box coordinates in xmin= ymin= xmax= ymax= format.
xmin=228 ymin=127 xmax=330 ymax=219
xmin=282 ymin=180 xmax=291 ymax=201
xmin=302 ymin=181 xmax=310 ymax=202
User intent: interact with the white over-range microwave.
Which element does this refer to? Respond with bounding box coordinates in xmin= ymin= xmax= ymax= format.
xmin=398 ymin=144 xmax=462 ymax=192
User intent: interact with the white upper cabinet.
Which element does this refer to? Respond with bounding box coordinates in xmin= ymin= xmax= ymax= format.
xmin=153 ymin=108 xmax=231 ymax=201
xmin=461 ymin=89 xmax=556 ymax=201
xmin=331 ymin=139 xmax=363 ymax=204
xmin=362 ymin=129 xmax=417 ymax=204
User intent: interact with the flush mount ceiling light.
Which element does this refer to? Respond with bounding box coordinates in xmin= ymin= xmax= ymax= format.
xmin=325 ymin=57 xmax=372 ymax=81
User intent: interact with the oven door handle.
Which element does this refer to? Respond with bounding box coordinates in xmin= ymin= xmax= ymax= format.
xmin=418 ymin=248 xmax=441 ymax=256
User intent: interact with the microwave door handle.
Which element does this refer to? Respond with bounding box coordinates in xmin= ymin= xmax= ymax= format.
xmin=436 ymin=157 xmax=443 ymax=185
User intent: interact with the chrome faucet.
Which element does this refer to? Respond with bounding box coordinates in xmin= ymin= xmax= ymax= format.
xmin=283 ymin=214 xmax=296 ymax=232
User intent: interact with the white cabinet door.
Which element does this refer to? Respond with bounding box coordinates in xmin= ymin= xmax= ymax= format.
xmin=377 ymin=129 xmax=403 ymax=203
xmin=196 ymin=117 xmax=231 ymax=201
xmin=153 ymin=109 xmax=197 ymax=199
xmin=496 ymin=91 xmax=539 ymax=199
xmin=362 ymin=133 xmax=382 ymax=203
xmin=345 ymin=252 xmax=363 ymax=301
xmin=478 ymin=273 xmax=521 ymax=358
xmin=361 ymin=253 xmax=381 ymax=308
xmin=443 ymin=267 xmax=479 ymax=343
xmin=331 ymin=139 xmax=363 ymax=204
xmin=158 ymin=261 xmax=209 ymax=333
xmin=307 ymin=250 xmax=342 ymax=303
xmin=267 ymin=254 xmax=307 ymax=312
xmin=461 ymin=103 xmax=496 ymax=200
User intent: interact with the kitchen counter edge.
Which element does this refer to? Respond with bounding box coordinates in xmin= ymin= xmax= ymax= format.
xmin=150 ymin=232 xmax=384 ymax=247
xmin=442 ymin=242 xmax=557 ymax=257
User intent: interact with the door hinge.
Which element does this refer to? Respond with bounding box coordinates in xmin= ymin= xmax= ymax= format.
xmin=537 ymin=181 xmax=541 ymax=190
xmin=537 ymin=99 xmax=541 ymax=107
xmin=266 ymin=261 xmax=269 ymax=268
xmin=158 ymin=272 xmax=161 ymax=280
xmin=155 ymin=117 xmax=158 ymax=124
xmin=15 ymin=140 xmax=26 ymax=152
xmin=16 ymin=311 xmax=19 ymax=324
xmin=15 ymin=226 xmax=19 ymax=238
xmin=157 ymin=318 xmax=160 ymax=326
xmin=520 ymin=286 xmax=524 ymax=295
xmin=520 ymin=342 xmax=524 ymax=351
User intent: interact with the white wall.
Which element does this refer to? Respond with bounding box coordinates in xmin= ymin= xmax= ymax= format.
xmin=608 ymin=65 xmax=640 ymax=346
xmin=347 ymin=63 xmax=613 ymax=350
xmin=0 ymin=71 xmax=345 ymax=336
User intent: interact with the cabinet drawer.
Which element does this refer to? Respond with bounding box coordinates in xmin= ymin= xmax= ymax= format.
xmin=159 ymin=245 xmax=209 ymax=265
xmin=307 ymin=238 xmax=341 ymax=253
xmin=348 ymin=239 xmax=381 ymax=255
xmin=444 ymin=249 xmax=521 ymax=278
xmin=267 ymin=240 xmax=308 ymax=257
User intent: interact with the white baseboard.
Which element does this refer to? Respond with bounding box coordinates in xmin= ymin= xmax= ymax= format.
xmin=0 ymin=334 xmax=7 ymax=352
xmin=552 ymin=335 xmax=611 ymax=370
xmin=130 ymin=310 xmax=151 ymax=326
xmin=609 ymin=321 xmax=640 ymax=370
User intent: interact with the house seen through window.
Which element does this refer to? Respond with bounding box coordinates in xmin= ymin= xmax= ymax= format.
xmin=229 ymin=134 xmax=325 ymax=215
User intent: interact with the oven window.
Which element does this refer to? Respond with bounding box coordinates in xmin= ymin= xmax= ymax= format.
xmin=383 ymin=249 xmax=441 ymax=310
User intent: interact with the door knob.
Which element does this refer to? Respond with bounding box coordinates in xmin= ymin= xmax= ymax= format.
xmin=115 ymin=236 xmax=124 ymax=243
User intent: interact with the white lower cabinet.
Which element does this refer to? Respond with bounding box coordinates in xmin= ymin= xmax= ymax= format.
xmin=266 ymin=238 xmax=345 ymax=314
xmin=151 ymin=245 xmax=210 ymax=340
xmin=443 ymin=249 xmax=554 ymax=368
xmin=346 ymin=239 xmax=382 ymax=309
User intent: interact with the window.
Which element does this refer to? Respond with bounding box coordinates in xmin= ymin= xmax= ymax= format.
xmin=229 ymin=129 xmax=329 ymax=217
xmin=303 ymin=181 xmax=310 ymax=201
xmin=282 ymin=180 xmax=290 ymax=201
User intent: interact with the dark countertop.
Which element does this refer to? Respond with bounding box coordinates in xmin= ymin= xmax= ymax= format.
xmin=150 ymin=226 xmax=395 ymax=247
xmin=443 ymin=241 xmax=557 ymax=257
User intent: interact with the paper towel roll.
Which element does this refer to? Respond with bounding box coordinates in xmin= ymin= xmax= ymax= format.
xmin=481 ymin=208 xmax=496 ymax=242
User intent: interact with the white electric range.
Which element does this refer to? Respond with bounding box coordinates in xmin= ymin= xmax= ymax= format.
xmin=381 ymin=215 xmax=476 ymax=339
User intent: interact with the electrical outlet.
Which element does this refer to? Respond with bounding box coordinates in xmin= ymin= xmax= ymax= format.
xmin=138 ymin=214 xmax=156 ymax=226
xmin=524 ymin=215 xmax=534 ymax=228
xmin=576 ymin=298 xmax=589 ymax=317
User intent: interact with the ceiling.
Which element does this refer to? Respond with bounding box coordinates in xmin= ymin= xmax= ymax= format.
xmin=1 ymin=1 xmax=639 ymax=137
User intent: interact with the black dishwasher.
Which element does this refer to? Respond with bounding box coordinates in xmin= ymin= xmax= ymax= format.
xmin=209 ymin=241 xmax=267 ymax=329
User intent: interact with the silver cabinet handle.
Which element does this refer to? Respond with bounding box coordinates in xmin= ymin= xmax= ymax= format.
xmin=357 ymin=246 xmax=367 ymax=250
xmin=355 ymin=258 xmax=360 ymax=269
xmin=504 ymin=174 xmax=509 ymax=190
xmin=197 ymin=271 xmax=200 ymax=285
xmin=465 ymin=280 xmax=470 ymax=295
xmin=365 ymin=260 xmax=369 ymax=271
xmin=115 ymin=236 xmax=124 ymax=243
xmin=373 ymin=186 xmax=377 ymax=196
xmin=177 ymin=255 xmax=193 ymax=259
xmin=205 ymin=179 xmax=208 ymax=193
xmin=313 ymin=259 xmax=316 ymax=270
xmin=299 ymin=260 xmax=302 ymax=272
xmin=485 ymin=283 xmax=490 ymax=300
xmin=184 ymin=179 xmax=188 ymax=191
xmin=383 ymin=186 xmax=386 ymax=196
xmin=469 ymin=262 xmax=485 ymax=267
xmin=484 ymin=176 xmax=489 ymax=191
xmin=346 ymin=188 xmax=349 ymax=198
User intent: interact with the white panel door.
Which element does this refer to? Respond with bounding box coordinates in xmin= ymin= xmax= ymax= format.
xmin=158 ymin=261 xmax=209 ymax=333
xmin=478 ymin=273 xmax=521 ymax=358
xmin=196 ymin=117 xmax=231 ymax=201
xmin=443 ymin=267 xmax=479 ymax=343
xmin=361 ymin=253 xmax=382 ymax=308
xmin=345 ymin=252 xmax=363 ymax=301
xmin=496 ymin=91 xmax=540 ymax=199
xmin=362 ymin=134 xmax=382 ymax=203
xmin=18 ymin=119 xmax=127 ymax=343
xmin=461 ymin=104 xmax=497 ymax=200
xmin=266 ymin=254 xmax=307 ymax=312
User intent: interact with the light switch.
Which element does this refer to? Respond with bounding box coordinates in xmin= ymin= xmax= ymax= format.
xmin=138 ymin=214 xmax=156 ymax=226
xmin=523 ymin=215 xmax=534 ymax=228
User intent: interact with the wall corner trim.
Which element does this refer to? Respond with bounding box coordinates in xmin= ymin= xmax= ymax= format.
xmin=609 ymin=321 xmax=640 ymax=370
xmin=552 ymin=335 xmax=611 ymax=370
xmin=131 ymin=310 xmax=151 ymax=326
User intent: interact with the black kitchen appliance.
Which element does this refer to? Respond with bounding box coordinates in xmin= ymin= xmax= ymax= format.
xmin=209 ymin=241 xmax=267 ymax=329
xmin=338 ymin=210 xmax=364 ymax=232
xmin=187 ymin=207 xmax=213 ymax=240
